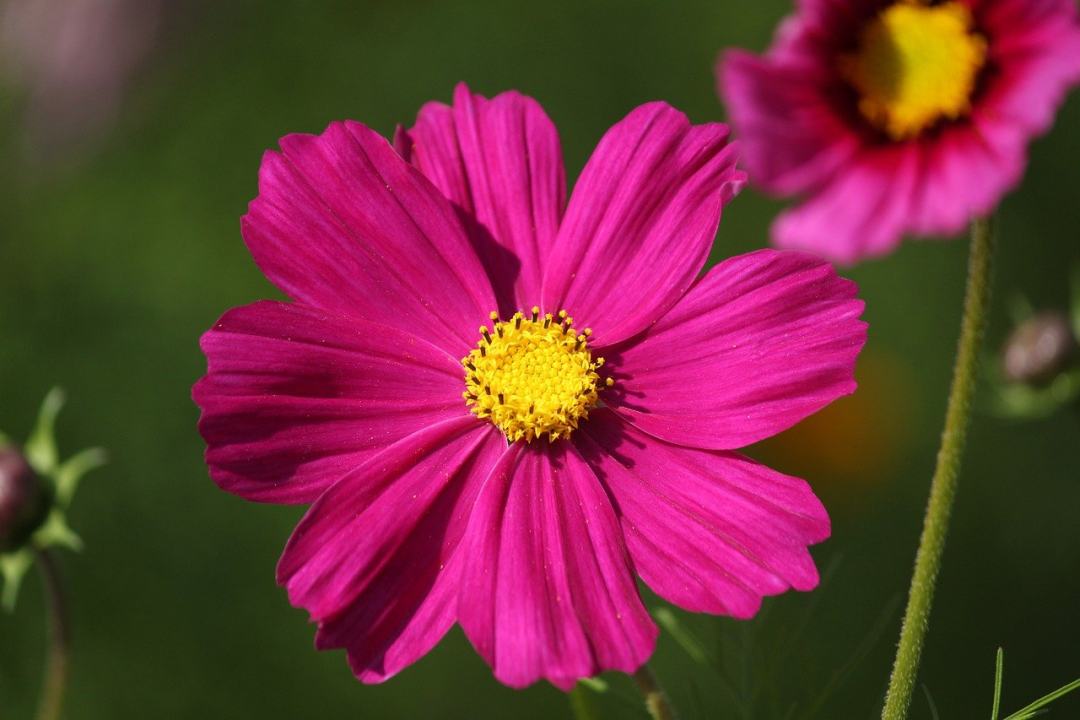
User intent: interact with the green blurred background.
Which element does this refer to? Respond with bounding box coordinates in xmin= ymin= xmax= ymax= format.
xmin=1 ymin=0 xmax=1078 ymax=717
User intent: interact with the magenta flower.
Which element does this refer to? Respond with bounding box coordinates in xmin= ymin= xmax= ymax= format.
xmin=718 ymin=0 xmax=1080 ymax=264
xmin=193 ymin=84 xmax=866 ymax=689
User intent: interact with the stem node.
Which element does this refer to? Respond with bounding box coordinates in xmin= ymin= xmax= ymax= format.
xmin=633 ymin=664 xmax=677 ymax=720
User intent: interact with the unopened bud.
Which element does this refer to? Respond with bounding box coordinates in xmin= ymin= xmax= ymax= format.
xmin=0 ymin=446 xmax=52 ymax=553
xmin=1001 ymin=311 xmax=1076 ymax=385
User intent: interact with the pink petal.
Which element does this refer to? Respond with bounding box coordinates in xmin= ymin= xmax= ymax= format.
xmin=605 ymin=249 xmax=865 ymax=449
xmin=458 ymin=442 xmax=656 ymax=689
xmin=399 ymin=83 xmax=566 ymax=312
xmin=719 ymin=50 xmax=860 ymax=196
xmin=242 ymin=120 xmax=497 ymax=354
xmin=321 ymin=566 xmax=460 ymax=684
xmin=194 ymin=301 xmax=467 ymax=504
xmin=577 ymin=409 xmax=830 ymax=618
xmin=978 ymin=0 xmax=1080 ymax=135
xmin=277 ymin=416 xmax=505 ymax=681
xmin=771 ymin=145 xmax=920 ymax=264
xmin=277 ymin=415 xmax=501 ymax=616
xmin=906 ymin=121 xmax=1025 ymax=237
xmin=541 ymin=102 xmax=745 ymax=345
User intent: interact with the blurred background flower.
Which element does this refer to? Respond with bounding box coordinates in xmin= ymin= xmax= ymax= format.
xmin=989 ymin=273 xmax=1080 ymax=420
xmin=717 ymin=0 xmax=1080 ymax=263
xmin=1001 ymin=311 xmax=1074 ymax=385
xmin=0 ymin=0 xmax=170 ymax=167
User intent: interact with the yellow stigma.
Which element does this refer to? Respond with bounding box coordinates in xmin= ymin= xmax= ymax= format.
xmin=462 ymin=308 xmax=609 ymax=443
xmin=842 ymin=1 xmax=987 ymax=140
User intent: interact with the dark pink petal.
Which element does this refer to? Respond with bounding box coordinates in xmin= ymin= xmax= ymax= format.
xmin=458 ymin=442 xmax=656 ymax=689
xmin=277 ymin=416 xmax=505 ymax=681
xmin=400 ymin=83 xmax=566 ymax=311
xmin=321 ymin=566 xmax=459 ymax=684
xmin=242 ymin=120 xmax=496 ymax=354
xmin=605 ymin=249 xmax=865 ymax=449
xmin=772 ymin=146 xmax=920 ymax=264
xmin=769 ymin=0 xmax=873 ymax=64
xmin=194 ymin=301 xmax=466 ymax=504
xmin=277 ymin=415 xmax=500 ymax=617
xmin=719 ymin=50 xmax=860 ymax=196
xmin=577 ymin=409 xmax=829 ymax=618
xmin=542 ymin=102 xmax=745 ymax=345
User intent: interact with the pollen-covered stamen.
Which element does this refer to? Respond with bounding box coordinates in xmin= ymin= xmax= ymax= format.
xmin=841 ymin=0 xmax=987 ymax=140
xmin=462 ymin=309 xmax=611 ymax=443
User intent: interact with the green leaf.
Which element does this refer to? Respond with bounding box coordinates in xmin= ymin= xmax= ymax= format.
xmin=0 ymin=549 xmax=33 ymax=611
xmin=578 ymin=676 xmax=608 ymax=693
xmin=569 ymin=684 xmax=603 ymax=720
xmin=54 ymin=446 xmax=107 ymax=507
xmin=1003 ymin=677 xmax=1080 ymax=720
xmin=989 ymin=367 xmax=1080 ymax=420
xmin=991 ymin=648 xmax=1004 ymax=720
xmin=802 ymin=593 xmax=902 ymax=718
xmin=922 ymin=684 xmax=941 ymax=720
xmin=24 ymin=387 xmax=65 ymax=476
xmin=653 ymin=606 xmax=709 ymax=665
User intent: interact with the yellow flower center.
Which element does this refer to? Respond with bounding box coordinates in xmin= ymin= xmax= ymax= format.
xmin=842 ymin=0 xmax=987 ymax=140
xmin=462 ymin=308 xmax=612 ymax=443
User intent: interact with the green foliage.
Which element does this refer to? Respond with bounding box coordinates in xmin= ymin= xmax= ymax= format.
xmin=922 ymin=684 xmax=941 ymax=720
xmin=569 ymin=685 xmax=604 ymax=720
xmin=638 ymin=559 xmax=904 ymax=719
xmin=992 ymin=648 xmax=1080 ymax=720
xmin=988 ymin=365 xmax=1080 ymax=419
xmin=992 ymin=648 xmax=1004 ymax=720
xmin=654 ymin=608 xmax=709 ymax=666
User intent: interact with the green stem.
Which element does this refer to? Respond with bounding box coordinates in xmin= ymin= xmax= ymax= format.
xmin=35 ymin=549 xmax=70 ymax=720
xmin=881 ymin=217 xmax=995 ymax=720
xmin=633 ymin=664 xmax=677 ymax=720
xmin=569 ymin=684 xmax=602 ymax=720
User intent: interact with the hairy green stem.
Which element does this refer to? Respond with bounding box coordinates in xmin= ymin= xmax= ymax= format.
xmin=633 ymin=664 xmax=677 ymax=720
xmin=881 ymin=217 xmax=995 ymax=720
xmin=35 ymin=549 xmax=70 ymax=720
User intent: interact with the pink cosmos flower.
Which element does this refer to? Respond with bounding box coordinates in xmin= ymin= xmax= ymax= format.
xmin=193 ymin=84 xmax=867 ymax=689
xmin=718 ymin=0 xmax=1080 ymax=264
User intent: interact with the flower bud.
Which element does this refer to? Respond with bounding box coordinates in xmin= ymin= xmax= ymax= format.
xmin=1001 ymin=311 xmax=1076 ymax=385
xmin=0 ymin=446 xmax=52 ymax=553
